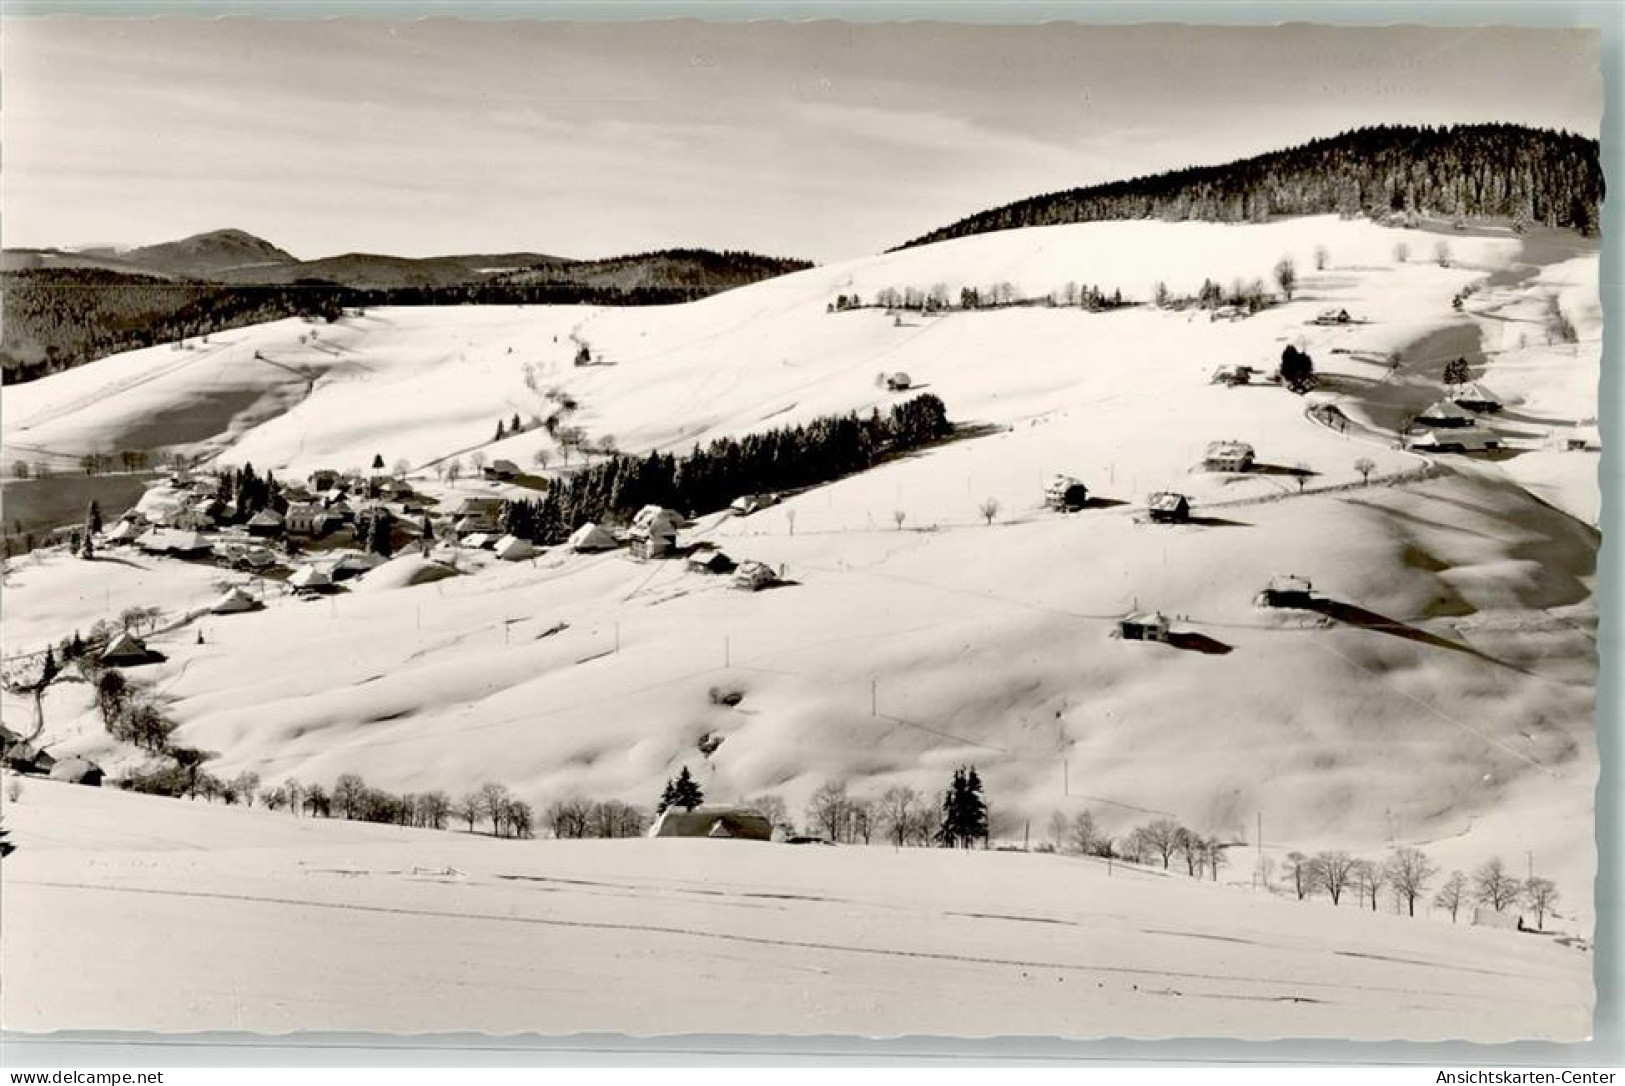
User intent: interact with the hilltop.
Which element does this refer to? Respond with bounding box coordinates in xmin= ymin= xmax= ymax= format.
xmin=896 ymin=124 xmax=1603 ymax=250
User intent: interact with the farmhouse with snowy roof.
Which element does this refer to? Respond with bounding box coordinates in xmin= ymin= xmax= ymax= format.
xmin=628 ymin=505 xmax=682 ymax=559
xmin=1044 ymin=475 xmax=1090 ymax=512
xmin=1146 ymin=491 xmax=1191 ymax=523
xmin=1202 ymin=441 xmax=1255 ymax=473
xmin=1118 ymin=612 xmax=1171 ymax=643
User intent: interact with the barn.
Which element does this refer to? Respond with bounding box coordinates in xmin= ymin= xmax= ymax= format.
xmin=287 ymin=565 xmax=335 ymax=593
xmin=1146 ymin=492 xmax=1191 ymax=524
xmin=1118 ymin=612 xmax=1171 ymax=643
xmin=885 ymin=372 xmax=913 ymax=391
xmin=1450 ymin=383 xmax=1504 ymax=414
xmin=493 ymin=535 xmax=536 ymax=561
xmin=567 ymin=522 xmax=619 ymax=552
xmin=49 ymin=757 xmax=104 ymax=787
xmin=1260 ymin=574 xmax=1314 ymax=608
xmin=210 ymin=587 xmax=261 ymax=615
xmin=245 ymin=508 xmax=285 ymax=537
xmin=1416 ymin=400 xmax=1476 ymax=429
xmin=732 ymin=560 xmax=778 ymax=592
xmin=687 ymin=550 xmax=736 ymax=575
xmin=100 ymin=631 xmax=152 ymax=667
xmin=649 ymin=806 xmax=774 ymax=841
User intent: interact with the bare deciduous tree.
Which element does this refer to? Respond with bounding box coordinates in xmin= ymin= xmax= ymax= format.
xmin=1314 ymin=850 xmax=1358 ymax=905
xmin=1140 ymin=819 xmax=1183 ymax=869
xmin=477 ymin=781 xmax=511 ymax=835
xmin=1354 ymin=457 xmax=1376 ymax=485
xmin=1383 ymin=847 xmax=1437 ymax=917
xmin=1435 ymin=870 xmax=1469 ymax=922
xmin=879 ymin=785 xmax=920 ymax=847
xmin=1473 ymin=857 xmax=1522 ymax=912
xmin=1522 ymin=876 xmax=1559 ymax=931
xmin=978 ymin=497 xmax=1000 ymax=525
xmin=806 ymin=780 xmax=851 ymax=842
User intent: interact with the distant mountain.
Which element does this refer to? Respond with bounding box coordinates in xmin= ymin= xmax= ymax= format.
xmin=895 ymin=123 xmax=1603 ymax=250
xmin=121 ymin=228 xmax=300 ymax=279
xmin=211 ymin=251 xmax=572 ymax=291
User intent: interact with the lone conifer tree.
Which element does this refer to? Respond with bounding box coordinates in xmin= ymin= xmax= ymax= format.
xmin=659 ymin=766 xmax=704 ymax=814
xmin=86 ymin=500 xmax=103 ymax=536
xmin=938 ymin=765 xmax=988 ymax=848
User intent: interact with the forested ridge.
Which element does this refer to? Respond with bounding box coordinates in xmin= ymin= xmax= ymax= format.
xmin=896 ymin=124 xmax=1603 ymax=249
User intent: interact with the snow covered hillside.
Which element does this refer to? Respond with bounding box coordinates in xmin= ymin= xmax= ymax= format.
xmin=2 ymin=215 xmax=1601 ymax=948
xmin=0 ymin=779 xmax=1593 ymax=1038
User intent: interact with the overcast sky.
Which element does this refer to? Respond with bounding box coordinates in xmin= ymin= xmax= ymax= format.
xmin=0 ymin=19 xmax=1603 ymax=263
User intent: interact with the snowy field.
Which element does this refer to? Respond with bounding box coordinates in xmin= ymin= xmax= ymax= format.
xmin=0 ymin=216 xmax=1601 ymax=1037
xmin=0 ymin=779 xmax=1592 ymax=1039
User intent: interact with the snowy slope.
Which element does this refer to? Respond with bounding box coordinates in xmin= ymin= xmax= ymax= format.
xmin=1 ymin=216 xmax=1600 ymax=941
xmin=0 ymin=779 xmax=1592 ymax=1039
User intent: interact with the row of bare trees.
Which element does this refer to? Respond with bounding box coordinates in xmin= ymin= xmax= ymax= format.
xmin=1283 ymin=849 xmax=1560 ymax=929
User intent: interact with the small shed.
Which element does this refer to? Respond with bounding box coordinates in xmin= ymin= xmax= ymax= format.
xmin=1416 ymin=400 xmax=1476 ymax=429
xmin=287 ymin=565 xmax=335 ymax=593
xmin=1146 ymin=491 xmax=1191 ymax=524
xmin=484 ymin=459 xmax=522 ymax=481
xmin=210 ymin=587 xmax=261 ymax=615
xmin=462 ymin=532 xmax=498 ymax=550
xmin=246 ymin=508 xmax=285 ymax=537
xmin=309 ymin=469 xmax=341 ymax=491
xmin=1260 ymin=574 xmax=1314 ymax=608
xmin=1118 ymin=611 xmax=1171 ymax=643
xmin=1044 ymin=475 xmax=1090 ymax=512
xmin=493 ymin=534 xmax=536 ymax=561
xmin=48 ymin=757 xmax=103 ymax=787
xmin=330 ymin=552 xmax=385 ymax=580
xmin=1472 ymin=907 xmax=1524 ymax=931
xmin=729 ymin=495 xmax=765 ymax=516
xmin=649 ymin=805 xmax=774 ymax=841
xmin=885 ymin=372 xmax=913 ymax=391
xmin=100 ymin=631 xmax=151 ymax=667
xmin=236 ymin=546 xmax=279 ymax=570
xmin=1210 ymin=364 xmax=1255 ymax=386
xmin=103 ymin=519 xmax=141 ymax=544
xmin=688 ymin=550 xmax=736 ymax=575
xmin=1202 ymin=441 xmax=1256 ymax=473
xmin=568 ymin=522 xmax=619 ymax=553
xmin=1314 ymin=307 xmax=1352 ymax=325
xmin=1450 ymin=383 xmax=1503 ymax=414
xmin=732 ymin=560 xmax=778 ymax=592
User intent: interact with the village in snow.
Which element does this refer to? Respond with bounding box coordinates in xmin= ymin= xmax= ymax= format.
xmin=0 ymin=16 xmax=1609 ymax=1051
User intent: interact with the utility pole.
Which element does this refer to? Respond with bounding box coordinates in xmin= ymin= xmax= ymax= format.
xmin=1257 ymin=812 xmax=1264 ymax=891
xmin=870 ymin=678 xmax=878 ymax=717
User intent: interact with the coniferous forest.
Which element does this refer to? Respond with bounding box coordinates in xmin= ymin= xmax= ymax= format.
xmin=497 ymin=394 xmax=954 ymax=543
xmin=896 ymin=124 xmax=1602 ymax=250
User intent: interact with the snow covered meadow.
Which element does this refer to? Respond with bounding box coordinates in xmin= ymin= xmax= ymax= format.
xmin=0 ymin=215 xmax=1602 ymax=1037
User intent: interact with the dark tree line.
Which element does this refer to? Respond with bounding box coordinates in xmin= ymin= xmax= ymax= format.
xmin=498 ymin=394 xmax=954 ymax=544
xmin=4 ymin=250 xmax=812 ymax=385
xmin=896 ymin=124 xmax=1602 ymax=250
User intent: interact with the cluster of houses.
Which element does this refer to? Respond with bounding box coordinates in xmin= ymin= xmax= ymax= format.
xmin=1407 ymin=383 xmax=1505 ymax=453
xmin=567 ymin=504 xmax=782 ymax=592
